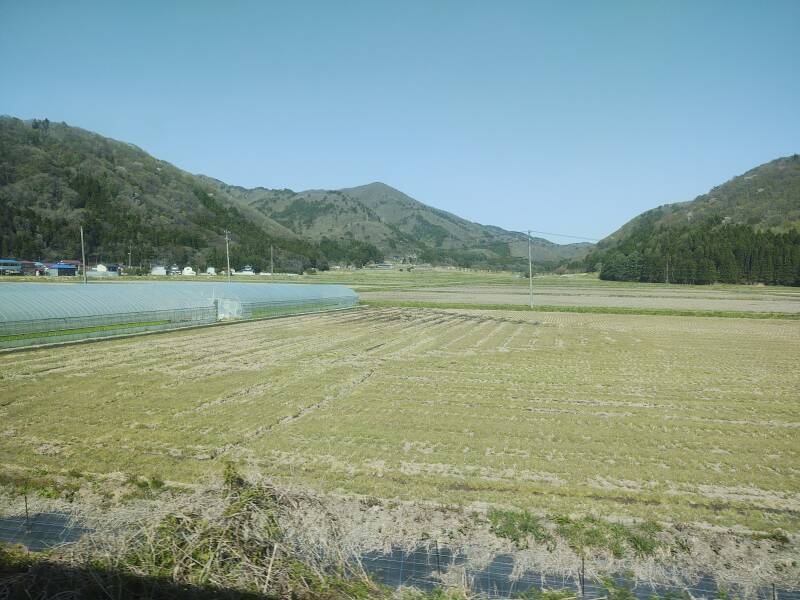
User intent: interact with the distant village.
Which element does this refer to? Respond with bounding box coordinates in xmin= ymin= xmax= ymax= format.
xmin=0 ymin=257 xmax=429 ymax=277
xmin=0 ymin=258 xmax=285 ymax=277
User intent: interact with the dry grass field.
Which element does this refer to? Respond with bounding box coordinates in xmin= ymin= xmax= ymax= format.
xmin=2 ymin=303 xmax=798 ymax=536
xmin=358 ymin=279 xmax=800 ymax=314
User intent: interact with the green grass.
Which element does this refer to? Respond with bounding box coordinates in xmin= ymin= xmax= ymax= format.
xmin=488 ymin=509 xmax=553 ymax=548
xmin=0 ymin=320 xmax=171 ymax=343
xmin=361 ymin=299 xmax=800 ymax=320
xmin=553 ymin=515 xmax=662 ymax=558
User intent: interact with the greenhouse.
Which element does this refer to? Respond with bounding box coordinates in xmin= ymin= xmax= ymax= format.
xmin=0 ymin=282 xmax=358 ymax=349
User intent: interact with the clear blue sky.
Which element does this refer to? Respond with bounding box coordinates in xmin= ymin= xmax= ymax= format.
xmin=2 ymin=1 xmax=798 ymax=241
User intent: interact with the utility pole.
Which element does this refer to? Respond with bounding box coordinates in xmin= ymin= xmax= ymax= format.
xmin=80 ymin=226 xmax=87 ymax=284
xmin=528 ymin=230 xmax=533 ymax=308
xmin=128 ymin=243 xmax=132 ymax=271
xmin=270 ymin=245 xmax=274 ymax=276
xmin=224 ymin=229 xmax=231 ymax=283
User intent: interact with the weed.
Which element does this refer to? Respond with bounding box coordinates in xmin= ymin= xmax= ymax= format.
xmin=752 ymin=529 xmax=790 ymax=545
xmin=555 ymin=516 xmax=662 ymax=559
xmin=488 ymin=509 xmax=553 ymax=548
xmin=223 ymin=462 xmax=246 ymax=489
xmin=601 ymin=577 xmax=637 ymax=600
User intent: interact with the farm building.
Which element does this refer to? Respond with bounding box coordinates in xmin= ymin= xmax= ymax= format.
xmin=0 ymin=282 xmax=358 ymax=349
xmin=88 ymin=264 xmax=120 ymax=278
xmin=47 ymin=263 xmax=78 ymax=277
xmin=0 ymin=259 xmax=22 ymax=275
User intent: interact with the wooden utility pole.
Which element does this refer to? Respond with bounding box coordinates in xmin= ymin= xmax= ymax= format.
xmin=80 ymin=226 xmax=87 ymax=284
xmin=528 ymin=230 xmax=533 ymax=308
xmin=225 ymin=229 xmax=231 ymax=283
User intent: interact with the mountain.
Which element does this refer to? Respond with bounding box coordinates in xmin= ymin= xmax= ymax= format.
xmin=211 ymin=180 xmax=591 ymax=269
xmin=585 ymin=155 xmax=800 ymax=285
xmin=0 ymin=116 xmax=589 ymax=272
xmin=0 ymin=116 xmax=336 ymax=272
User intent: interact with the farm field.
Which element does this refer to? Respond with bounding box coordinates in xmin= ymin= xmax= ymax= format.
xmin=358 ymin=281 xmax=800 ymax=314
xmin=5 ymin=270 xmax=800 ymax=314
xmin=2 ymin=304 xmax=798 ymax=535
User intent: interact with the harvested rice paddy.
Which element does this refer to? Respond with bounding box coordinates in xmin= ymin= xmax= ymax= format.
xmin=359 ymin=282 xmax=800 ymax=313
xmin=1 ymin=303 xmax=798 ymax=535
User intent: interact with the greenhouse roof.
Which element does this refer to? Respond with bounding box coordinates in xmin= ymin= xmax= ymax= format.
xmin=0 ymin=282 xmax=358 ymax=323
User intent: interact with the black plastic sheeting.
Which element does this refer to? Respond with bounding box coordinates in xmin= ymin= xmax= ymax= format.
xmin=2 ymin=518 xmax=797 ymax=599
xmin=0 ymin=511 xmax=91 ymax=552
xmin=362 ymin=545 xmax=800 ymax=599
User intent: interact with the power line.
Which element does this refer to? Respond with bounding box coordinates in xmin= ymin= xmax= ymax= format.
xmin=523 ymin=230 xmax=601 ymax=243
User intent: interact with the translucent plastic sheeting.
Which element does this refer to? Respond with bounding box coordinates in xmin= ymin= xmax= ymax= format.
xmin=0 ymin=282 xmax=358 ymax=349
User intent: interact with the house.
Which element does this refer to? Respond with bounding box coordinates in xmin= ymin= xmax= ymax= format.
xmin=182 ymin=266 xmax=196 ymax=276
xmin=47 ymin=263 xmax=78 ymax=277
xmin=150 ymin=265 xmax=167 ymax=276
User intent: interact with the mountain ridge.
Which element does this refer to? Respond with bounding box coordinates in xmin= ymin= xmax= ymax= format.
xmin=585 ymin=155 xmax=800 ymax=285
xmin=0 ymin=116 xmax=589 ymax=272
xmin=204 ymin=174 xmax=591 ymax=267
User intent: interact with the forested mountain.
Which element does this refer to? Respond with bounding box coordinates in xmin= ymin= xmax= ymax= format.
xmin=586 ymin=155 xmax=800 ymax=285
xmin=0 ymin=116 xmax=588 ymax=272
xmin=0 ymin=117 xmax=341 ymax=272
xmin=207 ymin=180 xmax=591 ymax=270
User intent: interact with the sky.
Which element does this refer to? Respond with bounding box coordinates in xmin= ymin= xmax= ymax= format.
xmin=1 ymin=1 xmax=799 ymax=242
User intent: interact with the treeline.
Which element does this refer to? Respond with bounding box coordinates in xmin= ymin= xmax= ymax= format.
xmin=0 ymin=171 xmax=384 ymax=272
xmin=588 ymin=217 xmax=800 ymax=285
